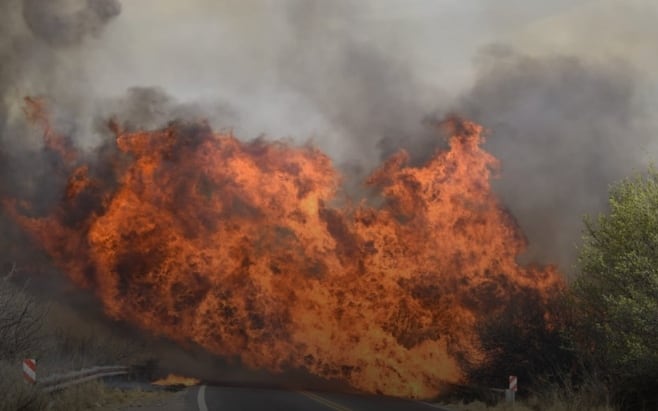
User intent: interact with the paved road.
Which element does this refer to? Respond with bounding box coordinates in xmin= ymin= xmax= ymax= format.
xmin=187 ymin=385 xmax=451 ymax=411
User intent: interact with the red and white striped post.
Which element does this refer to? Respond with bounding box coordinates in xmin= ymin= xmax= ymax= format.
xmin=23 ymin=359 xmax=37 ymax=384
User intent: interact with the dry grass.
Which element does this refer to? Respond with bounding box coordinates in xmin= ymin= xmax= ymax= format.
xmin=96 ymin=388 xmax=181 ymax=411
xmin=47 ymin=381 xmax=173 ymax=411
xmin=39 ymin=302 xmax=150 ymax=374
xmin=0 ymin=266 xmax=154 ymax=410
xmin=47 ymin=381 xmax=110 ymax=411
xmin=0 ymin=272 xmax=49 ymax=411
xmin=446 ymin=392 xmax=616 ymax=411
xmin=0 ymin=360 xmax=48 ymax=411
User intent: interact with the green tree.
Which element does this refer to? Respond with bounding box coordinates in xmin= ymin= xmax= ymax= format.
xmin=572 ymin=169 xmax=658 ymax=406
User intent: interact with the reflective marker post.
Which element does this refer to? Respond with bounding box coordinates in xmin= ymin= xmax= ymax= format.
xmin=23 ymin=359 xmax=37 ymax=384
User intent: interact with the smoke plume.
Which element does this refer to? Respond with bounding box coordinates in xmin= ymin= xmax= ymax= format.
xmin=22 ymin=0 xmax=121 ymax=47
xmin=2 ymin=0 xmax=658 ymax=296
xmin=2 ymin=0 xmax=658 ymax=392
xmin=457 ymin=47 xmax=653 ymax=269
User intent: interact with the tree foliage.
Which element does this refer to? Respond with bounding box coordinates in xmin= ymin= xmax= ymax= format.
xmin=572 ymin=170 xmax=658 ymax=402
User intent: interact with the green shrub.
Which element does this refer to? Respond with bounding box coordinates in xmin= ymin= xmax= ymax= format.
xmin=571 ymin=169 xmax=658 ymax=408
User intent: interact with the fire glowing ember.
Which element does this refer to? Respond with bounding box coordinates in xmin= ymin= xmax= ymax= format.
xmin=152 ymin=373 xmax=200 ymax=387
xmin=7 ymin=98 xmax=564 ymax=398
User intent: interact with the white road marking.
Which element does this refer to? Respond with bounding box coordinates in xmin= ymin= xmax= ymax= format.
xmin=300 ymin=391 xmax=352 ymax=411
xmin=197 ymin=385 xmax=208 ymax=411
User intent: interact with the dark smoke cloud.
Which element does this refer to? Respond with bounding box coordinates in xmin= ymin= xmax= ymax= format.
xmin=1 ymin=1 xmax=231 ymax=198
xmin=455 ymin=47 xmax=651 ymax=270
xmin=1 ymin=0 xmax=121 ymax=147
xmin=2 ymin=0 xmax=657 ymax=277
xmin=0 ymin=0 xmax=123 ymax=260
xmin=93 ymin=87 xmax=239 ymax=135
xmin=267 ymin=3 xmax=655 ymax=271
xmin=22 ymin=0 xmax=121 ymax=47
xmin=0 ymin=0 xmax=656 ymax=386
xmin=392 ymin=45 xmax=652 ymax=270
xmin=0 ymin=2 xmax=94 ymax=204
xmin=278 ymin=0 xmax=439 ymax=177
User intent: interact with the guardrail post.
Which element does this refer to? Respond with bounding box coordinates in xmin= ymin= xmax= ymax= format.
xmin=505 ymin=389 xmax=515 ymax=403
xmin=506 ymin=375 xmax=517 ymax=406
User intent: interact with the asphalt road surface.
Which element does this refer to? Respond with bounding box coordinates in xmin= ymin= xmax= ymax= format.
xmin=187 ymin=385 xmax=451 ymax=411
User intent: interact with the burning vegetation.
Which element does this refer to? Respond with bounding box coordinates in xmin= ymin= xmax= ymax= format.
xmin=4 ymin=98 xmax=564 ymax=398
xmin=1 ymin=1 xmax=657 ymax=409
xmin=152 ymin=374 xmax=200 ymax=387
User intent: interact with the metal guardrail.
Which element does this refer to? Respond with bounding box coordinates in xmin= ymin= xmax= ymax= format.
xmin=39 ymin=365 xmax=131 ymax=393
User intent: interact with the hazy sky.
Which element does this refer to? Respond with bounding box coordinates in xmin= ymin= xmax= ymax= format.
xmin=7 ymin=0 xmax=658 ymax=141
xmin=68 ymin=0 xmax=657 ymax=139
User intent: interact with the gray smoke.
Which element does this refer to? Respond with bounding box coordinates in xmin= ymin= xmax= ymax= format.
xmin=1 ymin=0 xmax=120 ymax=145
xmin=1 ymin=0 xmax=658 ymax=386
xmin=0 ymin=0 xmax=120 ymax=205
xmin=268 ymin=1 xmax=658 ymax=271
xmin=274 ymin=2 xmax=658 ymax=271
xmin=276 ymin=1 xmax=440 ymax=179
xmin=2 ymin=0 xmax=658 ymax=275
xmin=457 ymin=47 xmax=653 ymax=270
xmin=22 ymin=0 xmax=121 ymax=47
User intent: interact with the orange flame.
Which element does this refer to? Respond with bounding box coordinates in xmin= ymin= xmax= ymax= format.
xmin=7 ymin=102 xmax=563 ymax=398
xmin=152 ymin=373 xmax=200 ymax=387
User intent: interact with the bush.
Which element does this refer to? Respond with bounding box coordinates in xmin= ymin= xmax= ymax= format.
xmin=0 ymin=263 xmax=152 ymax=409
xmin=0 ymin=266 xmax=47 ymax=410
xmin=447 ymin=377 xmax=615 ymax=411
xmin=42 ymin=302 xmax=149 ymax=373
xmin=0 ymin=264 xmax=46 ymax=361
xmin=469 ymin=287 xmax=574 ymax=395
xmin=0 ymin=360 xmax=48 ymax=411
xmin=571 ymin=170 xmax=658 ymax=408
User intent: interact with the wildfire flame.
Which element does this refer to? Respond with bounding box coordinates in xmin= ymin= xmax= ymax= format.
xmin=7 ymin=98 xmax=563 ymax=398
xmin=152 ymin=373 xmax=200 ymax=387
